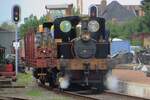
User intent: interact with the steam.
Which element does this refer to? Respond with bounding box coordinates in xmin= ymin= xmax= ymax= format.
xmin=59 ymin=76 xmax=70 ymax=89
xmin=105 ymin=72 xmax=119 ymax=92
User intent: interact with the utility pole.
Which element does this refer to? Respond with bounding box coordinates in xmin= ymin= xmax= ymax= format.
xmin=15 ymin=23 xmax=18 ymax=75
xmin=12 ymin=5 xmax=21 ymax=75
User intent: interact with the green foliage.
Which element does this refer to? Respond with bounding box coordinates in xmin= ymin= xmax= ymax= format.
xmin=141 ymin=0 xmax=150 ymax=32
xmin=106 ymin=0 xmax=150 ymax=40
xmin=106 ymin=16 xmax=149 ymax=40
xmin=39 ymin=15 xmax=48 ymax=24
xmin=72 ymin=7 xmax=80 ymax=16
xmin=19 ymin=14 xmax=48 ymax=38
xmin=16 ymin=72 xmax=32 ymax=85
xmin=131 ymin=40 xmax=142 ymax=46
xmin=26 ymin=89 xmax=42 ymax=97
xmin=0 ymin=22 xmax=15 ymax=31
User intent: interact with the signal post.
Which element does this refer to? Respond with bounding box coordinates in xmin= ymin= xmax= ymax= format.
xmin=12 ymin=5 xmax=21 ymax=75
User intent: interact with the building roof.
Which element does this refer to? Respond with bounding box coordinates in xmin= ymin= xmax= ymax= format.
xmin=123 ymin=5 xmax=141 ymax=16
xmin=123 ymin=5 xmax=141 ymax=11
xmin=0 ymin=27 xmax=14 ymax=33
xmin=95 ymin=1 xmax=137 ymax=22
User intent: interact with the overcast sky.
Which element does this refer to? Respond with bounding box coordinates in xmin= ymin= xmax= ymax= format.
xmin=0 ymin=0 xmax=142 ymax=24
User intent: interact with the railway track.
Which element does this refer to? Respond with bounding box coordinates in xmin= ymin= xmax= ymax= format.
xmin=0 ymin=96 xmax=29 ymax=100
xmin=0 ymin=78 xmax=12 ymax=85
xmin=0 ymin=78 xmax=25 ymax=89
xmin=39 ymin=84 xmax=96 ymax=100
xmin=0 ymin=85 xmax=25 ymax=88
xmin=39 ymin=84 xmax=150 ymax=100
xmin=0 ymin=85 xmax=27 ymax=100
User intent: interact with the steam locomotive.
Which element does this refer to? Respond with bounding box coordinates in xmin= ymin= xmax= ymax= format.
xmin=24 ymin=16 xmax=110 ymax=92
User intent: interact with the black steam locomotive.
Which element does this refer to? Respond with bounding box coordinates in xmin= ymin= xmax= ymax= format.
xmin=54 ymin=16 xmax=110 ymax=92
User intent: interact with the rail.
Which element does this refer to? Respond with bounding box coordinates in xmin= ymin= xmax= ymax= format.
xmin=39 ymin=84 xmax=148 ymax=100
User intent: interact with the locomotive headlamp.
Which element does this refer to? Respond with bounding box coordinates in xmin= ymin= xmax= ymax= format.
xmin=88 ymin=20 xmax=100 ymax=32
xmin=60 ymin=20 xmax=72 ymax=33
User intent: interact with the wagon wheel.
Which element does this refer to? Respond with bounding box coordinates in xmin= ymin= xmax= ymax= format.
xmin=47 ymin=73 xmax=56 ymax=87
xmin=40 ymin=79 xmax=45 ymax=85
xmin=39 ymin=76 xmax=46 ymax=85
xmin=47 ymin=67 xmax=59 ymax=88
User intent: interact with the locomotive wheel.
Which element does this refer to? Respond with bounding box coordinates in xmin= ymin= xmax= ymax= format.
xmin=91 ymin=82 xmax=104 ymax=93
xmin=96 ymin=82 xmax=104 ymax=93
xmin=40 ymin=79 xmax=45 ymax=85
xmin=48 ymin=67 xmax=59 ymax=88
xmin=40 ymin=78 xmax=45 ymax=85
xmin=48 ymin=76 xmax=55 ymax=87
xmin=40 ymin=80 xmax=45 ymax=85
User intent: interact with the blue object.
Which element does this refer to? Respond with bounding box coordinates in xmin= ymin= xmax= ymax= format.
xmin=111 ymin=40 xmax=131 ymax=56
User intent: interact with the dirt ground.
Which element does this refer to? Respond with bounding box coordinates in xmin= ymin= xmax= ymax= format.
xmin=112 ymin=69 xmax=150 ymax=84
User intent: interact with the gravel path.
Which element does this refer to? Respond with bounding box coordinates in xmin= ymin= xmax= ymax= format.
xmin=112 ymin=69 xmax=150 ymax=84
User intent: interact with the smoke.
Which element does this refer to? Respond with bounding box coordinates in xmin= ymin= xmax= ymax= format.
xmin=105 ymin=72 xmax=119 ymax=92
xmin=59 ymin=76 xmax=70 ymax=89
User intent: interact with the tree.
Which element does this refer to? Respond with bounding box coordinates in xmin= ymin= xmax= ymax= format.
xmin=72 ymin=7 xmax=80 ymax=16
xmin=19 ymin=14 xmax=49 ymax=38
xmin=39 ymin=15 xmax=47 ymax=24
xmin=19 ymin=14 xmax=39 ymax=38
xmin=141 ymin=0 xmax=150 ymax=32
xmin=106 ymin=16 xmax=148 ymax=40
xmin=0 ymin=22 xmax=15 ymax=31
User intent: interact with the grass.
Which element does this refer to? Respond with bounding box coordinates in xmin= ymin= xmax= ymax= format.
xmin=16 ymin=72 xmax=43 ymax=97
xmin=15 ymin=72 xmax=71 ymax=100
xmin=26 ymin=89 xmax=42 ymax=97
xmin=16 ymin=72 xmax=33 ymax=85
